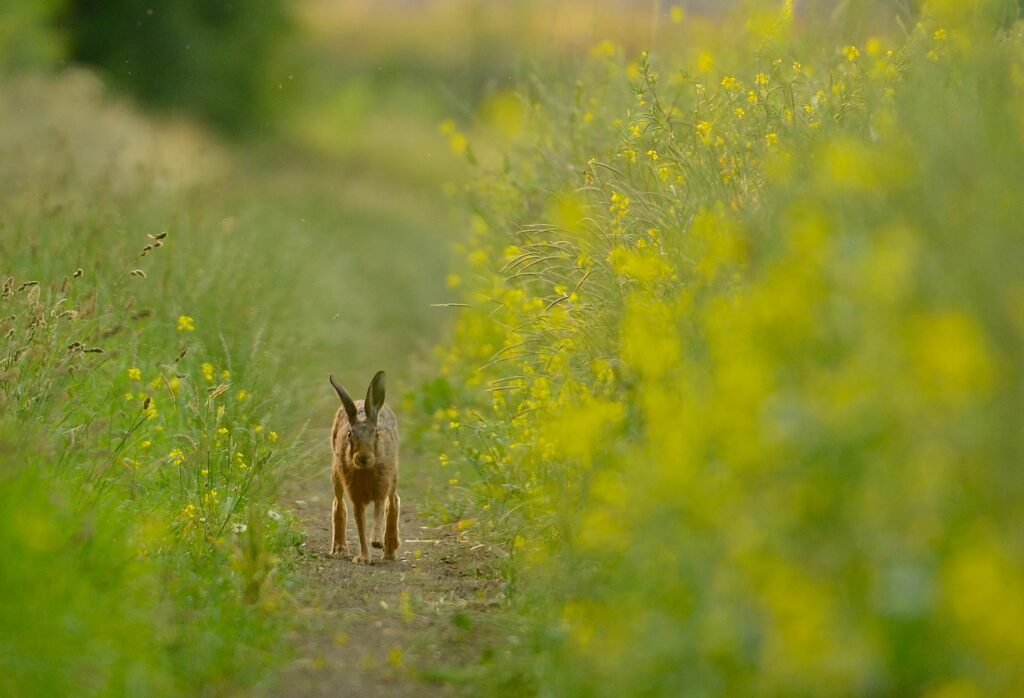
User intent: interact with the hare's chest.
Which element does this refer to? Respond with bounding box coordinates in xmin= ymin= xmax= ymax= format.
xmin=342 ymin=467 xmax=389 ymax=503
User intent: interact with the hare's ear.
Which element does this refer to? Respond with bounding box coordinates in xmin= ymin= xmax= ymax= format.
xmin=364 ymin=370 xmax=386 ymax=425
xmin=330 ymin=374 xmax=358 ymax=424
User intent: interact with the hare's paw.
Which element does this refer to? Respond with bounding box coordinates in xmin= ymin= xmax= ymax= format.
xmin=330 ymin=543 xmax=349 ymax=558
xmin=353 ymin=553 xmax=372 ymax=565
xmin=371 ymin=539 xmax=383 ymax=549
xmin=383 ymin=549 xmax=397 ymax=561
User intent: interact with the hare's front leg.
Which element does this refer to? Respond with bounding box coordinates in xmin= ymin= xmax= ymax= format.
xmin=330 ymin=495 xmax=349 ymax=557
xmin=352 ymin=500 xmax=371 ymax=564
xmin=384 ymin=490 xmax=400 ymax=561
xmin=371 ymin=498 xmax=386 ymax=552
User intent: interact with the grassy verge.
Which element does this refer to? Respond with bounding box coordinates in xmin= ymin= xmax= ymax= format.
xmin=417 ymin=3 xmax=1024 ymax=695
xmin=0 ymin=68 xmax=457 ymax=695
xmin=0 ymin=95 xmax=303 ymax=693
xmin=1 ymin=195 xmax=297 ymax=695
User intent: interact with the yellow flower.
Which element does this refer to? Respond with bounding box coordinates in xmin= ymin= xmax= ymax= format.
xmin=934 ymin=28 xmax=947 ymax=41
xmin=589 ymin=39 xmax=617 ymax=58
xmin=141 ymin=440 xmax=152 ymax=449
xmin=910 ymin=311 xmax=995 ymax=405
xmin=168 ymin=448 xmax=185 ymax=465
xmin=765 ymin=132 xmax=778 ymax=146
xmin=720 ymin=75 xmax=739 ymax=90
xmin=176 ymin=315 xmax=195 ymax=332
xmin=236 ymin=389 xmax=248 ymax=401
xmin=843 ymin=45 xmax=860 ymax=61
xmin=755 ymin=72 xmax=768 ymax=86
xmin=268 ymin=431 xmax=278 ymax=443
xmin=647 ymin=149 xmax=659 ymax=161
xmin=733 ymin=106 xmax=745 ymax=119
xmin=201 ymin=362 xmax=214 ymax=381
xmin=449 ymin=132 xmax=467 ymax=156
xmin=609 ymin=192 xmax=631 ymax=220
xmin=217 ymin=427 xmax=229 ymax=435
xmin=387 ymin=647 xmax=403 ymax=668
xmin=127 ymin=367 xmax=141 ymax=381
xmin=220 ymin=369 xmax=230 ymax=379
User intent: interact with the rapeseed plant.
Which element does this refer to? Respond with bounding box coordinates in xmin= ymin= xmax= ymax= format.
xmin=420 ymin=2 xmax=1024 ymax=695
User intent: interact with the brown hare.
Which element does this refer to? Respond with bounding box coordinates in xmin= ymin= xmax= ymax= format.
xmin=329 ymin=370 xmax=400 ymax=564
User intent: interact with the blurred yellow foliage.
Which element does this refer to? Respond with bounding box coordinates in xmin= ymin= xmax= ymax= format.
xmin=421 ymin=3 xmax=1024 ymax=695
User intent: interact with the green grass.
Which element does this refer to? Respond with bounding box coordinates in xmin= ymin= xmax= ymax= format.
xmin=0 ymin=190 xmax=298 ymax=694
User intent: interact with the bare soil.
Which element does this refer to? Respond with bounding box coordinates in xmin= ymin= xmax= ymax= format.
xmin=275 ymin=465 xmax=507 ymax=697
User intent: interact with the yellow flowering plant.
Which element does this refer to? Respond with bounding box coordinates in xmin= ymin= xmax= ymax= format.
xmin=417 ymin=3 xmax=1024 ymax=695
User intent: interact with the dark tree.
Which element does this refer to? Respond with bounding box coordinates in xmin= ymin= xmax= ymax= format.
xmin=63 ymin=0 xmax=291 ymax=134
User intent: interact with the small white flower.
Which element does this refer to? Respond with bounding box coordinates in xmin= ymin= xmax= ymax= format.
xmin=231 ymin=523 xmax=248 ymax=534
xmin=267 ymin=509 xmax=283 ymax=522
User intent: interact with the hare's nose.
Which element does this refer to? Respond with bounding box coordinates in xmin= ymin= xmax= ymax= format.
xmin=355 ymin=455 xmax=369 ymax=468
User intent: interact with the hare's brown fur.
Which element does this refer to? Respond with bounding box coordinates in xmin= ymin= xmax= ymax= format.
xmin=329 ymin=372 xmax=400 ymax=564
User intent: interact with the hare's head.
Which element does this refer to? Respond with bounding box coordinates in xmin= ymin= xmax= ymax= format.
xmin=330 ymin=370 xmax=386 ymax=469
